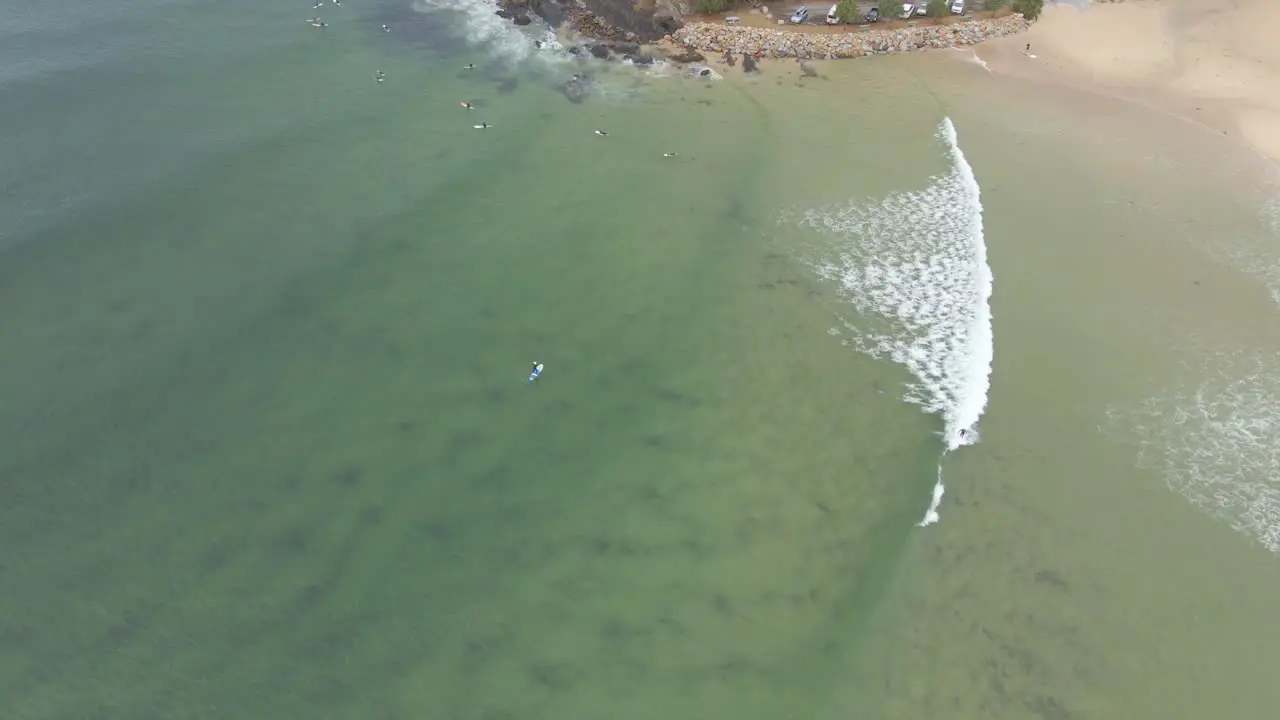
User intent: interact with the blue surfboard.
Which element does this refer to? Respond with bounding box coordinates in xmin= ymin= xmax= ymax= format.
xmin=528 ymin=363 xmax=544 ymax=383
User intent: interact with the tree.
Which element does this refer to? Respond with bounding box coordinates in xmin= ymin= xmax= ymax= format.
xmin=926 ymin=0 xmax=949 ymax=16
xmin=1011 ymin=0 xmax=1043 ymax=19
xmin=690 ymin=0 xmax=731 ymax=13
xmin=835 ymin=0 xmax=859 ymax=23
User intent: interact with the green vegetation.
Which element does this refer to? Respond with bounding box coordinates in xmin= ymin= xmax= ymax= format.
xmin=926 ymin=0 xmax=949 ymax=17
xmin=983 ymin=0 xmax=1010 ymax=10
xmin=1012 ymin=0 xmax=1042 ymax=18
xmin=691 ymin=0 xmax=731 ymax=13
xmin=836 ymin=0 xmax=859 ymax=23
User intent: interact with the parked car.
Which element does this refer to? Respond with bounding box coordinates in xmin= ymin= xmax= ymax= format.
xmin=950 ymin=0 xmax=965 ymax=13
xmin=866 ymin=7 xmax=880 ymax=22
xmin=790 ymin=6 xmax=810 ymax=23
xmin=899 ymin=2 xmax=913 ymax=18
xmin=826 ymin=3 xmax=840 ymax=23
xmin=916 ymin=3 xmax=927 ymax=15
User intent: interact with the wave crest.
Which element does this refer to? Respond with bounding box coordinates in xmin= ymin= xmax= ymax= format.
xmin=796 ymin=118 xmax=993 ymax=525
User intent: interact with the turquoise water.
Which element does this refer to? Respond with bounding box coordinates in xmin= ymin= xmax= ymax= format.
xmin=10 ymin=1 xmax=1280 ymax=717
xmin=1 ymin=2 xmax=944 ymax=717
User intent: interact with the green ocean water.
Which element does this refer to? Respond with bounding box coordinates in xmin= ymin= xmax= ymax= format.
xmin=1 ymin=2 xmax=942 ymax=718
xmin=8 ymin=1 xmax=1280 ymax=718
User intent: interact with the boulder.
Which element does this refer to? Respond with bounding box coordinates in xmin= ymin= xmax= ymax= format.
xmin=608 ymin=42 xmax=640 ymax=56
xmin=560 ymin=73 xmax=594 ymax=103
xmin=669 ymin=50 xmax=706 ymax=64
xmin=513 ymin=13 xmax=532 ymax=26
xmin=588 ymin=44 xmax=611 ymax=59
xmin=655 ymin=13 xmax=681 ymax=36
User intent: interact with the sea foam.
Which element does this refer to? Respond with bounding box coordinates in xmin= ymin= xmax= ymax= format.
xmin=798 ymin=118 xmax=993 ymax=525
xmin=1103 ymin=348 xmax=1280 ymax=553
xmin=412 ymin=0 xmax=570 ymax=67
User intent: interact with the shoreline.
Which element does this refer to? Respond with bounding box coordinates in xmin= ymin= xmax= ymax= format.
xmin=979 ymin=0 xmax=1280 ymax=168
xmin=671 ymin=14 xmax=1030 ymax=60
xmin=492 ymin=0 xmax=1032 ymax=64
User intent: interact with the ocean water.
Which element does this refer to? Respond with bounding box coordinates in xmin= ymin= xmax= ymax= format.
xmin=6 ymin=1 xmax=1280 ymax=718
xmin=1 ymin=2 xmax=939 ymax=718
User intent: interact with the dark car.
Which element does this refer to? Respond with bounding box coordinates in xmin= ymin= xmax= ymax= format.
xmin=866 ymin=7 xmax=880 ymax=21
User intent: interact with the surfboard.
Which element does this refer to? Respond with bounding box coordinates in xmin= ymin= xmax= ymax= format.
xmin=528 ymin=363 xmax=544 ymax=383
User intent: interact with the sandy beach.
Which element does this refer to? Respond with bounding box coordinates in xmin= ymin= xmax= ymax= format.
xmin=982 ymin=0 xmax=1280 ymax=166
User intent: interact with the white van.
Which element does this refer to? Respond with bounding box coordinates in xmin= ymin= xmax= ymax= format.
xmin=826 ymin=3 xmax=840 ymax=23
xmin=950 ymin=0 xmax=965 ymax=13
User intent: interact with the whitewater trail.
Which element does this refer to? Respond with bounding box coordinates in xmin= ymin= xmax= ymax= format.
xmin=796 ymin=118 xmax=993 ymax=526
xmin=1103 ymin=347 xmax=1280 ymax=553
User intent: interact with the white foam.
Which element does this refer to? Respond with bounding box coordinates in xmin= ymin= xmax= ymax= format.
xmin=917 ymin=467 xmax=945 ymax=527
xmin=411 ymin=0 xmax=572 ymax=67
xmin=1103 ymin=348 xmax=1280 ymax=553
xmin=1195 ymin=193 xmax=1280 ymax=308
xmin=797 ymin=118 xmax=993 ymax=524
xmin=951 ymin=47 xmax=989 ymax=72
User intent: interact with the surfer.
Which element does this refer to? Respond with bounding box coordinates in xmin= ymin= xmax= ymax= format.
xmin=463 ymin=63 xmax=476 ymax=70
xmin=460 ymin=101 xmax=474 ymax=110
xmin=528 ymin=362 xmax=545 ymax=383
xmin=662 ymin=152 xmax=678 ymax=158
xmin=474 ymin=123 xmax=491 ymax=129
xmin=374 ymin=70 xmax=386 ymax=82
xmin=382 ymin=24 xmax=390 ymax=32
xmin=594 ymin=129 xmax=608 ymax=137
xmin=308 ymin=17 xmax=326 ymax=27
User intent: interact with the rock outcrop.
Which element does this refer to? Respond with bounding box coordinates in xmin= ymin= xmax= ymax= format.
xmin=673 ymin=15 xmax=1031 ymax=60
xmin=494 ymin=0 xmax=685 ymax=44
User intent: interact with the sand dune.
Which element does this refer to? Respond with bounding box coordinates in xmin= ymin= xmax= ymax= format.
xmin=982 ymin=0 xmax=1280 ymax=164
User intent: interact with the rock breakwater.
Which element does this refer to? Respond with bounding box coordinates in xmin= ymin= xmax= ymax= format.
xmin=672 ymin=15 xmax=1030 ymax=60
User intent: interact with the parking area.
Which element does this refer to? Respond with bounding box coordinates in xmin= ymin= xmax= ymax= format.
xmin=727 ymin=1 xmax=987 ymax=28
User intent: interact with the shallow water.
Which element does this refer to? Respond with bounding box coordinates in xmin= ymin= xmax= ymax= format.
xmin=1 ymin=3 xmax=940 ymax=718
xmin=5 ymin=2 xmax=1280 ymax=718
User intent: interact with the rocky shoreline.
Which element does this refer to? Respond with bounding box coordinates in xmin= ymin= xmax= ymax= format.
xmin=491 ymin=0 xmax=1031 ymax=65
xmin=671 ymin=15 xmax=1031 ymax=60
xmin=494 ymin=0 xmax=677 ymax=44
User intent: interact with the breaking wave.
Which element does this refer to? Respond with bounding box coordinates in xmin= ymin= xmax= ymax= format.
xmin=795 ymin=118 xmax=993 ymax=525
xmin=411 ymin=0 xmax=570 ymax=67
xmin=1103 ymin=348 xmax=1280 ymax=553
